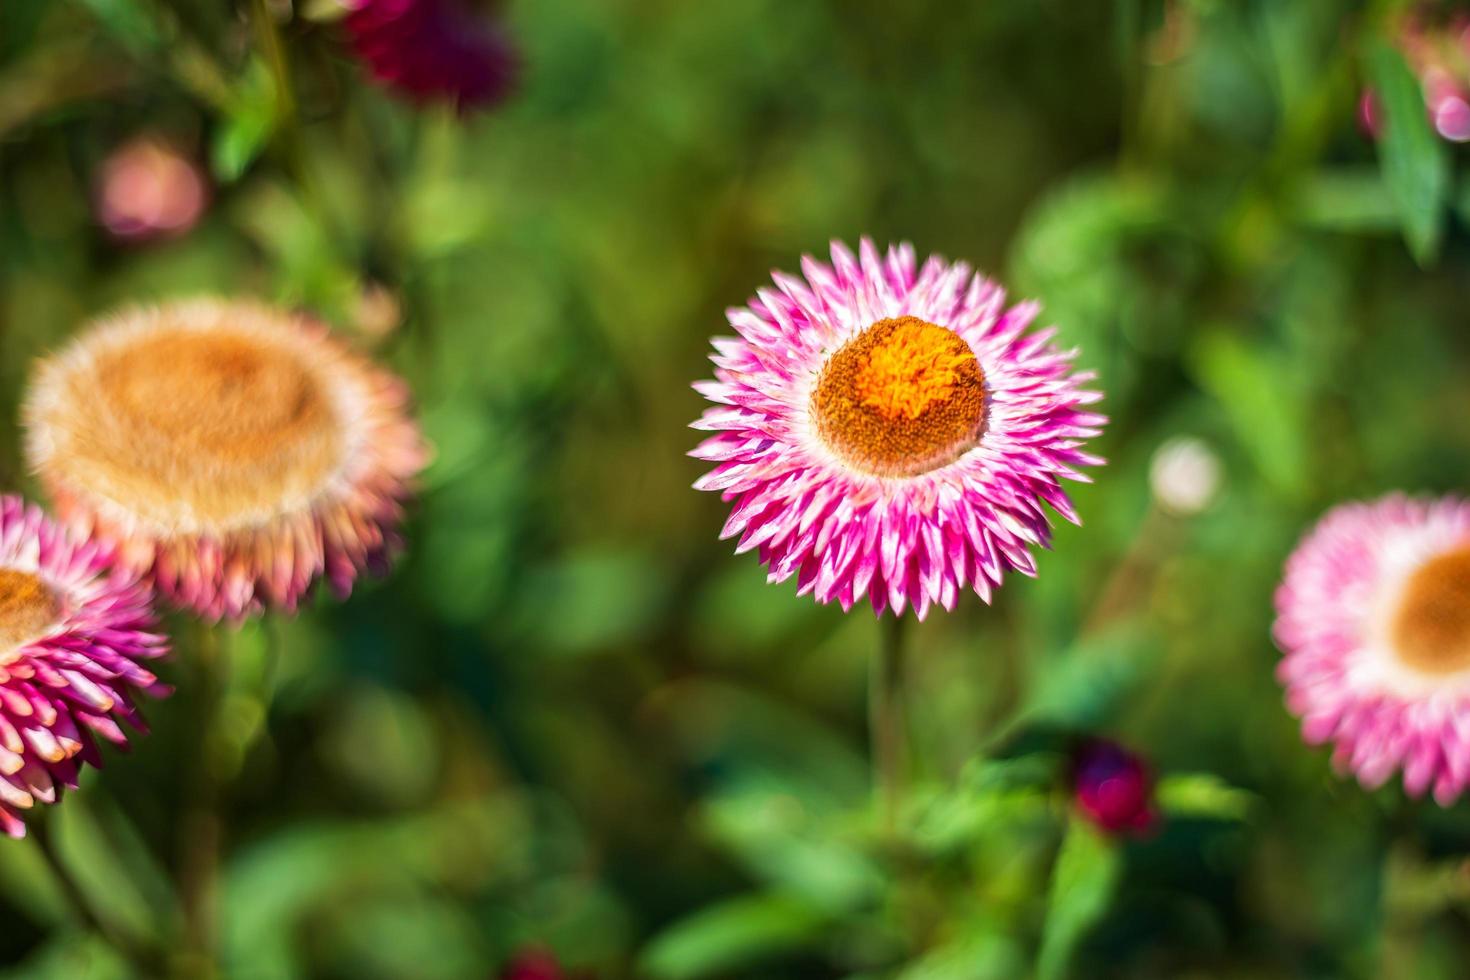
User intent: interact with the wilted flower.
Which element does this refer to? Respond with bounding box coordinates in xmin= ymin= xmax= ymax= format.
xmin=23 ymin=299 xmax=429 ymax=622
xmin=691 ymin=239 xmax=1105 ymax=618
xmin=1149 ymin=436 xmax=1221 ymax=516
xmin=1275 ymin=494 xmax=1470 ymax=805
xmin=94 ymin=137 xmax=208 ymax=243
xmin=1072 ymin=739 xmax=1156 ymax=836
xmin=343 ymin=0 xmax=518 ymax=112
xmin=0 ymin=496 xmax=168 ymax=838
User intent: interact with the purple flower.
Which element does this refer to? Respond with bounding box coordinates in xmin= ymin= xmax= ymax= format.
xmin=1072 ymin=740 xmax=1156 ymax=836
xmin=344 ymin=0 xmax=518 ymax=112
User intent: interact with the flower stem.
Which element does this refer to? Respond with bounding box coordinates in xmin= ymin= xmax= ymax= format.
xmin=177 ymin=622 xmax=231 ymax=979
xmin=870 ymin=614 xmax=909 ymax=831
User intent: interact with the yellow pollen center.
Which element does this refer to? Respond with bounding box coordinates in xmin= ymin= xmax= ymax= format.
xmin=853 ymin=319 xmax=976 ymax=420
xmin=1392 ymin=546 xmax=1470 ymax=676
xmin=53 ymin=325 xmax=346 ymax=530
xmin=0 ymin=569 xmax=60 ymax=654
xmin=811 ymin=317 xmax=986 ymax=478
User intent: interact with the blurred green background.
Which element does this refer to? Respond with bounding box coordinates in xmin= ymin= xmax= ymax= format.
xmin=5 ymin=0 xmax=1470 ymax=977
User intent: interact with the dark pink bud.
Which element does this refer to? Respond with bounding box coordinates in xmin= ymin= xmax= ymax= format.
xmin=343 ymin=0 xmax=519 ymax=112
xmin=1071 ymin=739 xmax=1157 ymax=836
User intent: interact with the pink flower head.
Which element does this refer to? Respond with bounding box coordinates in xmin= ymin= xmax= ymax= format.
xmin=344 ymin=0 xmax=518 ymax=112
xmin=1275 ymin=494 xmax=1470 ymax=805
xmin=1071 ymin=739 xmax=1156 ymax=836
xmin=94 ymin=137 xmax=208 ymax=244
xmin=23 ymin=299 xmax=429 ymax=622
xmin=0 ymin=496 xmax=168 ymax=838
xmin=690 ymin=239 xmax=1105 ymax=619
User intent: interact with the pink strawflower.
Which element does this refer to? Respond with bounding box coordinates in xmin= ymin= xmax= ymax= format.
xmin=1275 ymin=494 xmax=1470 ymax=805
xmin=690 ymin=239 xmax=1105 ymax=619
xmin=0 ymin=496 xmax=168 ymax=839
xmin=343 ymin=0 xmax=518 ymax=112
xmin=23 ymin=299 xmax=429 ymax=622
xmin=1072 ymin=739 xmax=1156 ymax=836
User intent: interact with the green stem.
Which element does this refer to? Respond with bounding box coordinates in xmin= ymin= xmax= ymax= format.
xmin=870 ymin=614 xmax=909 ymax=831
xmin=177 ymin=623 xmax=231 ymax=979
xmin=249 ymin=0 xmax=329 ymax=227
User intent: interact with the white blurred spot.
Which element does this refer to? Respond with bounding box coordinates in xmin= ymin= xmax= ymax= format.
xmin=1149 ymin=436 xmax=1222 ymax=516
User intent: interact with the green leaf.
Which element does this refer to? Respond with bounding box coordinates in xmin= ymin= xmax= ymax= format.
xmin=1017 ymin=624 xmax=1152 ymax=732
xmin=1188 ymin=330 xmax=1308 ymax=497
xmin=912 ymin=756 xmax=1057 ymax=855
xmin=1293 ymin=169 xmax=1399 ymax=231
xmin=1037 ymin=818 xmax=1121 ymax=980
xmin=52 ymin=795 xmax=171 ymax=948
xmin=75 ymin=0 xmax=165 ymax=55
xmin=0 ymin=933 xmax=131 ymax=980
xmin=1155 ymin=773 xmax=1254 ymax=821
xmin=211 ymin=60 xmax=279 ymax=183
xmin=895 ymin=932 xmax=1023 ymax=980
xmin=700 ymin=777 xmax=885 ymax=914
xmin=1367 ymin=40 xmax=1449 ymax=264
xmin=639 ymin=892 xmax=828 ymax=980
xmin=514 ymin=549 xmax=672 ymax=656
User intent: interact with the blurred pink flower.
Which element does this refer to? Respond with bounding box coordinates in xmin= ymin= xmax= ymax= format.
xmin=343 ymin=0 xmax=518 ymax=111
xmin=95 ymin=137 xmax=208 ymax=243
xmin=1275 ymin=494 xmax=1470 ymax=805
xmin=1072 ymin=739 xmax=1156 ymax=836
xmin=690 ymin=239 xmax=1105 ymax=619
xmin=1362 ymin=14 xmax=1470 ymax=142
xmin=23 ymin=299 xmax=429 ymax=622
xmin=0 ymin=497 xmax=168 ymax=839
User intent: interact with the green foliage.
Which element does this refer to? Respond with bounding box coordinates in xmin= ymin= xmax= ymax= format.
xmin=211 ymin=59 xmax=280 ymax=183
xmin=1367 ymin=40 xmax=1450 ymax=264
xmin=1037 ymin=819 xmax=1121 ymax=980
xmin=1 ymin=0 xmax=1470 ymax=976
xmin=640 ymin=893 xmax=830 ymax=980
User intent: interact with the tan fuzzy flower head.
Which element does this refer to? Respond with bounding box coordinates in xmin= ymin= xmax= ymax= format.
xmin=23 ymin=299 xmax=429 ymax=621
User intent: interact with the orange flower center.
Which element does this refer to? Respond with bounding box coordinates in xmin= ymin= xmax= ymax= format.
xmin=57 ymin=326 xmax=346 ymax=529
xmin=810 ymin=317 xmax=986 ymax=477
xmin=1392 ymin=546 xmax=1470 ymax=675
xmin=0 ymin=569 xmax=59 ymax=653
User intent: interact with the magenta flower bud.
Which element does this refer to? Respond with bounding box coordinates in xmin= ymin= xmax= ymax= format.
xmin=1071 ymin=740 xmax=1157 ymax=836
xmin=343 ymin=0 xmax=518 ymax=112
